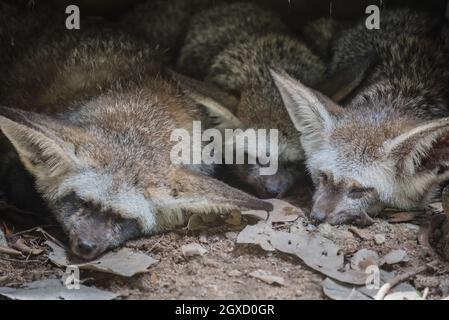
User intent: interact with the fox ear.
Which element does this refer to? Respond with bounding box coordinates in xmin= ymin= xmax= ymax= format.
xmin=163 ymin=168 xmax=273 ymax=213
xmin=270 ymin=68 xmax=342 ymax=154
xmin=169 ymin=71 xmax=242 ymax=128
xmin=384 ymin=118 xmax=449 ymax=176
xmin=0 ymin=107 xmax=76 ymax=179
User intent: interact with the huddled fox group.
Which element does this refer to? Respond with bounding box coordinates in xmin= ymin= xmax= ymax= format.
xmin=0 ymin=1 xmax=448 ymax=260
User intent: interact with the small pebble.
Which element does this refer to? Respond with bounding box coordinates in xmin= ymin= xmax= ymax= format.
xmin=228 ymin=270 xmax=242 ymax=277
xmin=181 ymin=243 xmax=207 ymax=257
xmin=374 ymin=234 xmax=386 ymax=245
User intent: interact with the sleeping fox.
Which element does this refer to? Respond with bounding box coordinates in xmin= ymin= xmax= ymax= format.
xmin=0 ymin=29 xmax=271 ymax=260
xmin=271 ymin=9 xmax=449 ymax=225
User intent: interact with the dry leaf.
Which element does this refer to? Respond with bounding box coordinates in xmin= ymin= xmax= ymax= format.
xmin=46 ymin=241 xmax=157 ymax=277
xmin=238 ymin=221 xmax=367 ymax=285
xmin=236 ymin=221 xmax=276 ymax=251
xmin=323 ymin=278 xmax=371 ymax=300
xmin=267 ymin=199 xmax=304 ymax=223
xmin=12 ymin=238 xmax=43 ymax=256
xmin=384 ymin=291 xmax=423 ymax=300
xmin=381 ymin=249 xmax=409 ymax=265
xmin=350 ymin=249 xmax=380 ymax=271
xmin=0 ymin=279 xmax=118 ymax=300
xmin=324 ymin=270 xmax=418 ymax=300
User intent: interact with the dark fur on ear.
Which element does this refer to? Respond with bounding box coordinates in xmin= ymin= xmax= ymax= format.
xmin=0 ymin=106 xmax=76 ymax=179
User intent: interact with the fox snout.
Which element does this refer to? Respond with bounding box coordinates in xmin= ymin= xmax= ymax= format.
xmin=259 ymin=174 xmax=293 ymax=198
xmin=231 ymin=164 xmax=298 ymax=199
xmin=310 ymin=179 xmax=380 ymax=227
xmin=70 ymin=235 xmax=104 ymax=261
xmin=310 ymin=207 xmax=374 ymax=226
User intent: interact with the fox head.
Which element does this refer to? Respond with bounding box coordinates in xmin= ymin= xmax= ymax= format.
xmin=0 ymin=85 xmax=271 ymax=260
xmin=271 ymin=69 xmax=449 ymax=226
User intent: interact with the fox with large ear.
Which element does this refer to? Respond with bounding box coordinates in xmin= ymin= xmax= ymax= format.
xmin=271 ymin=11 xmax=449 ymax=226
xmin=0 ymin=30 xmax=272 ymax=260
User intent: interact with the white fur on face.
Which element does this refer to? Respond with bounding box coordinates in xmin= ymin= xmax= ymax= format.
xmin=307 ymin=141 xmax=442 ymax=210
xmin=53 ymin=170 xmax=156 ymax=233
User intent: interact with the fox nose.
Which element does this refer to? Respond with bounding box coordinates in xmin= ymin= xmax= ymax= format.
xmin=311 ymin=210 xmax=327 ymax=223
xmin=77 ymin=240 xmax=97 ymax=256
xmin=265 ymin=185 xmax=283 ymax=198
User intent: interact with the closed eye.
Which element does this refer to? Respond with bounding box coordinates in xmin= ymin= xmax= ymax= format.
xmin=347 ymin=187 xmax=374 ymax=199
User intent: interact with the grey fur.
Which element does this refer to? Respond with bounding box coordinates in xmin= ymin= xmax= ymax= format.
xmin=330 ymin=9 xmax=438 ymax=73
xmin=177 ymin=2 xmax=289 ymax=79
xmin=302 ymin=17 xmax=348 ymax=63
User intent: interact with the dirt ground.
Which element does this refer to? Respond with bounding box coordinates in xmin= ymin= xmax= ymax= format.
xmin=1 ymin=187 xmax=449 ymax=300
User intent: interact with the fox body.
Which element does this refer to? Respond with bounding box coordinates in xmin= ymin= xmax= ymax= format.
xmin=272 ymin=10 xmax=449 ymax=225
xmin=177 ymin=2 xmax=332 ymax=198
xmin=120 ymin=0 xmax=224 ymax=66
xmin=0 ymin=30 xmax=271 ymax=259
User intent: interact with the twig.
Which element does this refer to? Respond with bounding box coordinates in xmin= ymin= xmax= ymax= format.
xmin=0 ymin=257 xmax=42 ymax=264
xmin=422 ymin=288 xmax=430 ymax=300
xmin=374 ymin=265 xmax=429 ymax=300
xmin=11 ymin=225 xmax=57 ymax=237
xmin=146 ymin=234 xmax=165 ymax=254
xmin=0 ymin=245 xmax=23 ymax=257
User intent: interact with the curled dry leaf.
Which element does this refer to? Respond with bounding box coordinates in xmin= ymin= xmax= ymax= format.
xmin=12 ymin=238 xmax=43 ymax=256
xmin=266 ymin=199 xmax=304 ymax=223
